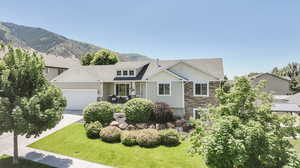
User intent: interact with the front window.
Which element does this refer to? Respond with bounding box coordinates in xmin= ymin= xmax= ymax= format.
xmin=117 ymin=70 xmax=122 ymax=76
xmin=116 ymin=84 xmax=129 ymax=96
xmin=129 ymin=70 xmax=134 ymax=76
xmin=194 ymin=82 xmax=209 ymax=96
xmin=123 ymin=70 xmax=128 ymax=76
xmin=158 ymin=83 xmax=171 ymax=96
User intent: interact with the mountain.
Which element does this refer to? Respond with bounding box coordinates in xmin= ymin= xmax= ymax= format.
xmin=0 ymin=22 xmax=151 ymax=61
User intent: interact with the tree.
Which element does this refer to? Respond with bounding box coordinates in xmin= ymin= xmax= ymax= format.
xmin=0 ymin=46 xmax=66 ymax=164
xmin=190 ymin=77 xmax=300 ymax=168
xmin=80 ymin=53 xmax=93 ymax=65
xmin=80 ymin=49 xmax=119 ymax=65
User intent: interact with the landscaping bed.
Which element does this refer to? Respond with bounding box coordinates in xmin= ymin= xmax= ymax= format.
xmin=29 ymin=123 xmax=206 ymax=168
xmin=0 ymin=155 xmax=54 ymax=168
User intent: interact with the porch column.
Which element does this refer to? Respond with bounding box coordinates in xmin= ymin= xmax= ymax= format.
xmin=131 ymin=82 xmax=136 ymax=95
xmin=98 ymin=82 xmax=103 ymax=101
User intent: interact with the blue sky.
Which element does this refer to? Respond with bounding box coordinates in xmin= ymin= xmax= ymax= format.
xmin=1 ymin=0 xmax=300 ymax=78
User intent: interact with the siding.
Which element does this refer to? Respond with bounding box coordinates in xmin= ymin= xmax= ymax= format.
xmin=146 ymin=81 xmax=184 ymax=108
xmin=169 ymin=62 xmax=216 ymax=80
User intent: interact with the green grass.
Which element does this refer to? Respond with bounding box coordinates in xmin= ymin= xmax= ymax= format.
xmin=290 ymin=139 xmax=300 ymax=153
xmin=0 ymin=155 xmax=54 ymax=168
xmin=29 ymin=123 xmax=207 ymax=168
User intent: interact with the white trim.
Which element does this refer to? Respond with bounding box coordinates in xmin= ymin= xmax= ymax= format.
xmin=193 ymin=81 xmax=209 ymax=97
xmin=182 ymin=81 xmax=185 ymax=108
xmin=157 ymin=81 xmax=171 ymax=96
xmin=145 ymin=82 xmax=148 ymax=99
xmin=146 ymin=60 xmax=219 ymax=80
xmin=192 ymin=108 xmax=207 ymax=119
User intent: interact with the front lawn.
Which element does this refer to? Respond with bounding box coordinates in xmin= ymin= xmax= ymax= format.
xmin=0 ymin=155 xmax=54 ymax=168
xmin=290 ymin=139 xmax=300 ymax=153
xmin=29 ymin=123 xmax=206 ymax=168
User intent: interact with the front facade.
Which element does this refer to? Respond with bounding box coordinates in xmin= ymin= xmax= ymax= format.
xmin=52 ymin=58 xmax=224 ymax=119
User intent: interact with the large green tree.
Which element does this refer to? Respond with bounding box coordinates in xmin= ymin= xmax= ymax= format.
xmin=0 ymin=46 xmax=66 ymax=164
xmin=190 ymin=77 xmax=300 ymax=168
xmin=80 ymin=49 xmax=119 ymax=65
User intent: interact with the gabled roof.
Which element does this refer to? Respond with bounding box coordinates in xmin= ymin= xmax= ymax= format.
xmin=52 ymin=58 xmax=224 ymax=82
xmin=143 ymin=58 xmax=224 ymax=80
xmin=250 ymin=73 xmax=290 ymax=82
xmin=272 ymin=103 xmax=300 ymax=112
xmin=286 ymin=93 xmax=300 ymax=105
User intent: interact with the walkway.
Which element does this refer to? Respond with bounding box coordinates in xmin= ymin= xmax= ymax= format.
xmin=0 ymin=113 xmax=112 ymax=168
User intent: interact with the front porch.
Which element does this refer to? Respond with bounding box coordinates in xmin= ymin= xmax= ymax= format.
xmin=99 ymin=81 xmax=146 ymax=103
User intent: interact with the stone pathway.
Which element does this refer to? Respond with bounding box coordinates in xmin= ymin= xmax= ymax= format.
xmin=0 ymin=113 xmax=113 ymax=168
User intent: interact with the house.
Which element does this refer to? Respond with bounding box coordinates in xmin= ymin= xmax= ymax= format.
xmin=0 ymin=49 xmax=80 ymax=80
xmin=52 ymin=58 xmax=224 ymax=119
xmin=250 ymin=73 xmax=291 ymax=95
xmin=272 ymin=94 xmax=300 ymax=115
xmin=41 ymin=53 xmax=80 ymax=80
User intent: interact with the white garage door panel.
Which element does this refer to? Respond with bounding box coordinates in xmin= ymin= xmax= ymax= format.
xmin=62 ymin=89 xmax=97 ymax=110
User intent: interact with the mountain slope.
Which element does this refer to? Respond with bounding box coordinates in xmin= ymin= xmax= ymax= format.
xmin=0 ymin=22 xmax=151 ymax=61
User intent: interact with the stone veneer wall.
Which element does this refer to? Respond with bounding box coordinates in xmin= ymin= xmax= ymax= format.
xmin=184 ymin=81 xmax=221 ymax=119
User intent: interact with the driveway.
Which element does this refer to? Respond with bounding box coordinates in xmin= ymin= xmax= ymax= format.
xmin=0 ymin=113 xmax=82 ymax=155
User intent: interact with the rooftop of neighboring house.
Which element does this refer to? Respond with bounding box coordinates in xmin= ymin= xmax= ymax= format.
xmin=52 ymin=58 xmax=224 ymax=83
xmin=0 ymin=47 xmax=80 ymax=69
xmin=250 ymin=73 xmax=291 ymax=81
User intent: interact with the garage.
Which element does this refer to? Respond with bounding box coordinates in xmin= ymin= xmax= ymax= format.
xmin=62 ymin=89 xmax=98 ymax=110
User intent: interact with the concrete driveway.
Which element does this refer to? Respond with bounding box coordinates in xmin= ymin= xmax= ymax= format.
xmin=0 ymin=113 xmax=82 ymax=155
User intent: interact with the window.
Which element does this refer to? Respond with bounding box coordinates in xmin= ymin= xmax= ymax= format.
xmin=129 ymin=70 xmax=134 ymax=76
xmin=158 ymin=82 xmax=171 ymax=96
xmin=194 ymin=82 xmax=209 ymax=96
xmin=193 ymin=108 xmax=201 ymax=119
xmin=117 ymin=70 xmax=122 ymax=76
xmin=193 ymin=108 xmax=207 ymax=119
xmin=58 ymin=68 xmax=64 ymax=75
xmin=123 ymin=70 xmax=128 ymax=76
xmin=116 ymin=84 xmax=129 ymax=96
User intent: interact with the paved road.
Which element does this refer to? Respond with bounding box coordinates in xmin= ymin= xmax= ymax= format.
xmin=0 ymin=112 xmax=112 ymax=168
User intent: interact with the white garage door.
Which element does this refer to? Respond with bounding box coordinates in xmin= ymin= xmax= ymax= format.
xmin=62 ymin=89 xmax=97 ymax=110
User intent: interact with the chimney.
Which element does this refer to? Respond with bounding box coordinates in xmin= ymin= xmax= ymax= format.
xmin=156 ymin=58 xmax=160 ymax=67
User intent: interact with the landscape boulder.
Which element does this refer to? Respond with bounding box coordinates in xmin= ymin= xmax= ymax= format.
xmin=109 ymin=121 xmax=119 ymax=127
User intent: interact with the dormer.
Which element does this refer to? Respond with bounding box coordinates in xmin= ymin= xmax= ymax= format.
xmin=116 ymin=69 xmax=136 ymax=77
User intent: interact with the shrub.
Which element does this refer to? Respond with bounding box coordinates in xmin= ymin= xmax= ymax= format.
xmin=151 ymin=102 xmax=174 ymax=123
xmin=121 ymin=130 xmax=138 ymax=146
xmin=114 ymin=104 xmax=123 ymax=113
xmin=83 ymin=101 xmax=114 ymax=125
xmin=124 ymin=98 xmax=154 ymax=123
xmin=84 ymin=121 xmax=102 ymax=139
xmin=159 ymin=129 xmax=180 ymax=146
xmin=136 ymin=129 xmax=161 ymax=148
xmin=100 ymin=126 xmax=121 ymax=142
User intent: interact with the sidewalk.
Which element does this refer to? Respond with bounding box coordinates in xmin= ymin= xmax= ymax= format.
xmin=20 ymin=147 xmax=112 ymax=168
xmin=0 ymin=113 xmax=113 ymax=168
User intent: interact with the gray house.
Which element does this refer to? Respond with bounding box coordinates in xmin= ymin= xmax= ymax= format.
xmin=250 ymin=73 xmax=291 ymax=95
xmin=0 ymin=48 xmax=79 ymax=80
xmin=52 ymin=58 xmax=224 ymax=119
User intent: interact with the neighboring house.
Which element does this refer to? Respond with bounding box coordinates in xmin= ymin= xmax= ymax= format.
xmin=52 ymin=58 xmax=224 ymax=119
xmin=250 ymin=73 xmax=291 ymax=95
xmin=272 ymin=94 xmax=300 ymax=114
xmin=0 ymin=49 xmax=80 ymax=80
xmin=41 ymin=53 xmax=80 ymax=80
